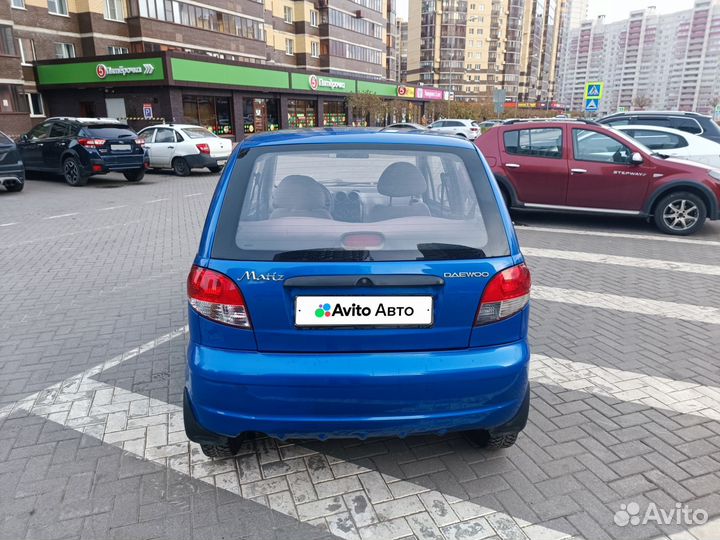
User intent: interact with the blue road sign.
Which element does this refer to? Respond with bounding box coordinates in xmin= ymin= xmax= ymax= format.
xmin=585 ymin=99 xmax=599 ymax=112
xmin=143 ymin=103 xmax=153 ymax=119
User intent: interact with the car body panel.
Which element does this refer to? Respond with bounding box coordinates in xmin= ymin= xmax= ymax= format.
xmin=139 ymin=124 xmax=232 ymax=170
xmin=599 ymin=111 xmax=720 ymax=144
xmin=185 ymin=130 xmax=529 ymax=440
xmin=0 ymin=131 xmax=24 ymax=190
xmin=428 ymin=119 xmax=480 ymax=140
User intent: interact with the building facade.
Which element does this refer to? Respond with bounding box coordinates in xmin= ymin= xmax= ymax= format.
xmin=0 ymin=0 xmax=397 ymax=137
xmin=557 ymin=0 xmax=720 ymax=115
xmin=396 ymin=18 xmax=408 ymax=81
xmin=405 ymin=0 xmax=561 ymax=105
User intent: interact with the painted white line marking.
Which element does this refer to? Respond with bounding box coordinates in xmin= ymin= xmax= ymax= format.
xmin=145 ymin=198 xmax=169 ymax=204
xmin=524 ymin=247 xmax=720 ymax=277
xmin=97 ymin=205 xmax=127 ymax=211
xmin=534 ymin=285 xmax=720 ymax=326
xmin=184 ymin=192 xmax=204 ymax=198
xmin=0 ymin=220 xmax=144 ymax=249
xmin=0 ymin=222 xmax=17 ymax=227
xmin=516 ymin=225 xmax=720 ymax=247
xmin=43 ymin=212 xmax=79 ymax=220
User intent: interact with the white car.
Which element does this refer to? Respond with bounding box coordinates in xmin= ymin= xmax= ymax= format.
xmin=137 ymin=124 xmax=232 ymax=176
xmin=615 ymin=124 xmax=720 ymax=169
xmin=428 ymin=119 xmax=481 ymax=140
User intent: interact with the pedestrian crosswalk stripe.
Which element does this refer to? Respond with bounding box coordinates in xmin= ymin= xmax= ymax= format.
xmin=523 ymin=247 xmax=720 ymax=276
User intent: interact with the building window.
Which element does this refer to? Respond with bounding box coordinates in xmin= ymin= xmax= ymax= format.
xmin=48 ymin=0 xmax=68 ymax=15
xmin=182 ymin=94 xmax=234 ymax=135
xmin=287 ymin=99 xmax=316 ymax=128
xmin=328 ymin=9 xmax=383 ymax=39
xmin=0 ymin=26 xmax=16 ymax=56
xmin=283 ymin=5 xmax=293 ymax=23
xmin=310 ymin=9 xmax=318 ymax=27
xmin=55 ymin=42 xmax=75 ymax=58
xmin=310 ymin=40 xmax=320 ymax=58
xmin=27 ymin=93 xmax=45 ymax=116
xmin=104 ymin=0 xmax=125 ymax=21
xmin=108 ymin=45 xmax=129 ymax=54
xmin=11 ymin=0 xmax=25 ymax=9
xmin=323 ymin=101 xmax=346 ymax=126
xmin=285 ymin=38 xmax=294 ymax=55
xmin=17 ymin=38 xmax=35 ymax=65
xmin=0 ymin=85 xmax=29 ymax=113
xmin=328 ymin=39 xmax=382 ymax=65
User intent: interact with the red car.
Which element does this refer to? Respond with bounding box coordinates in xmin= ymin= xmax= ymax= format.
xmin=475 ymin=119 xmax=720 ymax=235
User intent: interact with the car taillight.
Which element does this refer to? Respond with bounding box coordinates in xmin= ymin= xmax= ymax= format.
xmin=471 ymin=127 xmax=479 ymax=131
xmin=196 ymin=143 xmax=210 ymax=154
xmin=78 ymin=138 xmax=106 ymax=148
xmin=475 ymin=263 xmax=531 ymax=325
xmin=135 ymin=138 xmax=145 ymax=147
xmin=187 ymin=266 xmax=251 ymax=328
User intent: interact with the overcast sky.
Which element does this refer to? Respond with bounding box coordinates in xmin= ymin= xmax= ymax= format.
xmin=395 ymin=0 xmax=695 ymax=22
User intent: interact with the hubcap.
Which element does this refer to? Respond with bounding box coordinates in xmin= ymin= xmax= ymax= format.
xmin=662 ymin=199 xmax=698 ymax=231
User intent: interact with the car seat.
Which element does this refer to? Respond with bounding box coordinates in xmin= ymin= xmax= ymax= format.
xmin=270 ymin=175 xmax=333 ymax=219
xmin=368 ymin=162 xmax=430 ymax=221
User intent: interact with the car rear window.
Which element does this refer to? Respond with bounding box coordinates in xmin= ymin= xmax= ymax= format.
xmin=212 ymin=145 xmax=509 ymax=261
xmin=82 ymin=125 xmax=136 ymax=138
xmin=182 ymin=127 xmax=216 ymax=139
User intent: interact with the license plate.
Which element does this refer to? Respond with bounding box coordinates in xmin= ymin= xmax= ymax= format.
xmin=295 ymin=296 xmax=433 ymax=327
xmin=111 ymin=144 xmax=131 ymax=151
xmin=217 ymin=160 xmax=227 ymax=166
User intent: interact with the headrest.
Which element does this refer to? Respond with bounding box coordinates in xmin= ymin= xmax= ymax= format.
xmin=377 ymin=162 xmax=427 ymax=198
xmin=273 ymin=175 xmax=329 ymax=209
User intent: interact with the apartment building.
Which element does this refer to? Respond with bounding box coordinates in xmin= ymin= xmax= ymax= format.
xmin=557 ymin=0 xmax=720 ymax=115
xmin=396 ymin=17 xmax=407 ymax=81
xmin=0 ymin=0 xmax=396 ymax=136
xmin=405 ymin=0 xmax=561 ymax=104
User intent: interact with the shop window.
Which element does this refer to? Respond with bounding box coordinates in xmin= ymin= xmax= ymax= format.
xmin=182 ymin=94 xmax=234 ymax=136
xmin=0 ymin=85 xmax=30 ymax=113
xmin=323 ymin=101 xmax=347 ymax=127
xmin=48 ymin=0 xmax=68 ymax=15
xmin=287 ymin=99 xmax=316 ymax=129
xmin=18 ymin=38 xmax=35 ymax=65
xmin=243 ymin=98 xmax=280 ymax=134
xmin=55 ymin=42 xmax=76 ymax=58
xmin=27 ymin=93 xmax=45 ymax=116
xmin=0 ymin=26 xmax=15 ymax=56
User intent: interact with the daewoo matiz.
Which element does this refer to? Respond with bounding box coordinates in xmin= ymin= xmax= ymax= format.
xmin=183 ymin=129 xmax=531 ymax=457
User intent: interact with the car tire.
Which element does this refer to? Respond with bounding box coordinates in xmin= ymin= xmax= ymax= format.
xmin=200 ymin=443 xmax=238 ymax=459
xmin=5 ymin=182 xmax=24 ymax=192
xmin=208 ymin=166 xmax=222 ymax=173
xmin=63 ymin=157 xmax=88 ymax=186
xmin=172 ymin=157 xmax=191 ymax=177
xmin=124 ymin=169 xmax=145 ymax=182
xmin=484 ymin=432 xmax=518 ymax=449
xmin=653 ymin=191 xmax=707 ymax=235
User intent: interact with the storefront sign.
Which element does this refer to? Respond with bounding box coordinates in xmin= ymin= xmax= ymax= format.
xmin=291 ymin=73 xmax=355 ymax=93
xmin=357 ymin=81 xmax=398 ymax=97
xmin=36 ymin=58 xmax=165 ymax=85
xmin=417 ymin=87 xmax=445 ymax=101
xmin=397 ymin=85 xmax=415 ymax=98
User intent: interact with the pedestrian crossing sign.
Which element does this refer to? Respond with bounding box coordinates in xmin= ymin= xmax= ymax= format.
xmin=585 ymin=99 xmax=599 ymax=112
xmin=584 ymin=82 xmax=604 ymax=99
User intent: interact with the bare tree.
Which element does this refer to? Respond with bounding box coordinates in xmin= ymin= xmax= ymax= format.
xmin=347 ymin=91 xmax=384 ymax=126
xmin=632 ymin=94 xmax=652 ymax=110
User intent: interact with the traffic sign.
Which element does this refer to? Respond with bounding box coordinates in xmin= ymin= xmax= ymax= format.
xmin=584 ymin=99 xmax=599 ymax=112
xmin=143 ymin=103 xmax=153 ymax=120
xmin=584 ymin=82 xmax=604 ymax=99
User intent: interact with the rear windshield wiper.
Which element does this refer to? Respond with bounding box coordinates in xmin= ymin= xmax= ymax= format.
xmin=416 ymin=243 xmax=487 ymax=260
xmin=273 ymin=249 xmax=374 ymax=262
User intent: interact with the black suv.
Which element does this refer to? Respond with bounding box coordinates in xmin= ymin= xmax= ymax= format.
xmin=598 ymin=111 xmax=720 ymax=144
xmin=0 ymin=130 xmax=24 ymax=192
xmin=17 ymin=117 xmax=148 ymax=186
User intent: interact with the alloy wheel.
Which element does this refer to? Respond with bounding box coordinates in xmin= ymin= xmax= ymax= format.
xmin=662 ymin=199 xmax=699 ymax=231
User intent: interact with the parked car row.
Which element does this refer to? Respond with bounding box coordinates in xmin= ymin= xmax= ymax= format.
xmin=0 ymin=117 xmax=231 ymax=190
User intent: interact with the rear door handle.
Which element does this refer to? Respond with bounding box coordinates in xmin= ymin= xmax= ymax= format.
xmin=168 ymin=146 xmax=174 ymax=149
xmin=506 ymin=163 xmax=520 ymax=168
xmin=571 ymin=168 xmax=587 ymax=174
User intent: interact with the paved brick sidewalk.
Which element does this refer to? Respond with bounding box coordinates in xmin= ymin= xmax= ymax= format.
xmin=1 ymin=174 xmax=719 ymax=540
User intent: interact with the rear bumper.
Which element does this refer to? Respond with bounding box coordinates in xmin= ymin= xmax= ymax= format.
xmin=185 ymin=340 xmax=530 ymax=440
xmin=0 ymin=164 xmax=24 ymax=186
xmin=86 ymin=155 xmax=147 ymax=174
xmin=185 ymin=153 xmax=229 ymax=169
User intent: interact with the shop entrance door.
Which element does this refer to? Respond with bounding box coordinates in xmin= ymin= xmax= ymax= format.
xmin=105 ymin=98 xmax=126 ymax=120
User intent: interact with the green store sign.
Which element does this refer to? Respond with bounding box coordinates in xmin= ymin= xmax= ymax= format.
xmin=291 ymin=73 xmax=356 ymax=93
xmin=37 ymin=58 xmax=165 ymax=85
xmin=171 ymin=58 xmax=290 ymax=89
xmin=357 ymin=80 xmax=398 ymax=97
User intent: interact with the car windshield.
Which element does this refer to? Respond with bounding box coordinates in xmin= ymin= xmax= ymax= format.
xmin=83 ymin=125 xmax=136 ymax=138
xmin=182 ymin=127 xmax=216 ymax=139
xmin=212 ymin=145 xmax=509 ymax=261
xmin=0 ymin=131 xmax=12 ymax=144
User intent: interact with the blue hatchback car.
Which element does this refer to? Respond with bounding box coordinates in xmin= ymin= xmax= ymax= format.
xmin=184 ymin=129 xmax=531 ymax=458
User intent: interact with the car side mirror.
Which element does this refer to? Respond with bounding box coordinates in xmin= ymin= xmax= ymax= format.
xmin=19 ymin=134 xmax=28 ymax=142
xmin=631 ymin=152 xmax=643 ymax=165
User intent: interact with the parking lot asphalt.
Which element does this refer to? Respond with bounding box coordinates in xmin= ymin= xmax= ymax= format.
xmin=1 ymin=172 xmax=719 ymax=540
